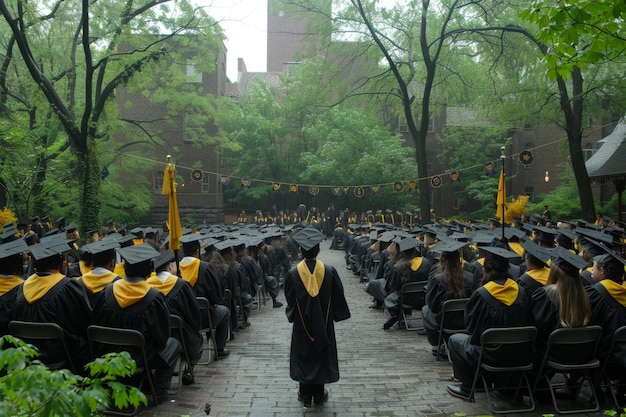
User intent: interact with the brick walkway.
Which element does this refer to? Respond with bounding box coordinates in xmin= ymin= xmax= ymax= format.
xmin=140 ymin=240 xmax=604 ymax=417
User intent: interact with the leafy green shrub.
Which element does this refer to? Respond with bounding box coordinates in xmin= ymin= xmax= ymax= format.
xmin=0 ymin=335 xmax=147 ymax=416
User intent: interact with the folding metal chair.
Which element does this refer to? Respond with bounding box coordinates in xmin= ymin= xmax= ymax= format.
xmin=532 ymin=325 xmax=602 ymax=414
xmin=436 ymin=298 xmax=469 ymax=362
xmin=597 ymin=325 xmax=626 ymax=408
xmin=399 ymin=281 xmax=427 ymax=331
xmin=87 ymin=325 xmax=158 ymax=414
xmin=196 ymin=296 xmax=219 ymax=364
xmin=469 ymin=326 xmax=538 ymax=414
xmin=9 ymin=320 xmax=76 ymax=373
xmin=169 ymin=315 xmax=193 ymax=395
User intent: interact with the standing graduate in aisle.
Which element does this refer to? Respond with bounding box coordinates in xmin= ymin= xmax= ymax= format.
xmin=284 ymin=225 xmax=350 ymax=408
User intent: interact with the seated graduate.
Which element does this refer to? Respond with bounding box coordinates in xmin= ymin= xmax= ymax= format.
xmin=91 ymin=244 xmax=182 ymax=404
xmin=447 ymin=244 xmax=533 ymax=401
xmin=12 ymin=239 xmax=92 ymax=372
xmin=179 ymin=234 xmax=231 ymax=357
xmin=365 ymin=239 xmax=399 ymax=309
xmin=147 ymin=249 xmax=203 ymax=385
xmin=587 ymin=247 xmax=626 ymax=402
xmin=77 ymin=239 xmax=122 ymax=304
xmin=422 ymin=239 xmax=476 ymax=355
xmin=0 ymin=239 xmax=28 ymax=336
xmin=257 ymin=241 xmax=283 ymax=308
xmin=516 ymin=239 xmax=552 ymax=295
xmin=383 ymin=237 xmax=432 ymax=330
xmin=531 ymin=247 xmax=591 ymax=360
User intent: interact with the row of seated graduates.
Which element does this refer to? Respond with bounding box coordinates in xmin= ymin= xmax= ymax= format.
xmin=332 ymin=215 xmax=626 ymax=410
xmin=0 ymin=221 xmax=301 ymax=404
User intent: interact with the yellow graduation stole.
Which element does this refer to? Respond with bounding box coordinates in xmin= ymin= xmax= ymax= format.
xmin=179 ymin=258 xmax=201 ymax=287
xmin=0 ymin=275 xmax=24 ymax=296
xmin=81 ymin=270 xmax=119 ymax=294
xmin=526 ymin=267 xmax=550 ymax=286
xmin=599 ymin=280 xmax=626 ymax=308
xmin=410 ymin=257 xmax=424 ymax=271
xmin=147 ymin=272 xmax=178 ymax=296
xmin=22 ymin=273 xmax=65 ymax=303
xmin=112 ymin=279 xmax=152 ymax=308
xmin=297 ymin=260 xmax=325 ymax=297
xmin=483 ymin=278 xmax=519 ymax=306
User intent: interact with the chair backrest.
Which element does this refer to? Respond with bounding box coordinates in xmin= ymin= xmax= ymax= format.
xmin=196 ymin=296 xmax=210 ymax=311
xmin=544 ymin=325 xmax=603 ymax=364
xmin=87 ymin=325 xmax=147 ymax=366
xmin=442 ymin=298 xmax=469 ymax=314
xmin=9 ymin=320 xmax=75 ymax=372
xmin=401 ymin=281 xmax=427 ymax=293
xmin=480 ymin=326 xmax=538 ymax=346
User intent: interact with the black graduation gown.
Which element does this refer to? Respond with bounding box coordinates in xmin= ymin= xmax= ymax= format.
xmin=148 ymin=273 xmax=203 ymax=364
xmin=12 ymin=274 xmax=92 ymax=369
xmin=422 ymin=270 xmax=475 ymax=334
xmin=91 ymin=282 xmax=171 ymax=364
xmin=517 ymin=267 xmax=550 ymax=296
xmin=530 ymin=284 xmax=592 ymax=364
xmin=465 ymin=278 xmax=532 ymax=366
xmin=0 ymin=275 xmax=24 ymax=336
xmin=284 ymin=261 xmax=350 ymax=384
xmin=587 ymin=281 xmax=626 ymax=367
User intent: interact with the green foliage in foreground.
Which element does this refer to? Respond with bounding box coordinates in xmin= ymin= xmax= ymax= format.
xmin=0 ymin=335 xmax=147 ymax=416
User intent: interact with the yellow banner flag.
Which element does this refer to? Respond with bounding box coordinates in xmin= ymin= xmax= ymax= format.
xmin=162 ymin=164 xmax=182 ymax=251
xmin=496 ymin=167 xmax=506 ymax=221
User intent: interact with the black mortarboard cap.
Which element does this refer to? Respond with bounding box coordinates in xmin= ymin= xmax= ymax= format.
xmin=398 ymin=237 xmax=419 ymax=252
xmin=65 ymin=224 xmax=78 ymax=233
xmin=116 ymin=243 xmax=159 ymax=266
xmin=593 ymin=249 xmax=626 ymax=269
xmin=550 ymin=246 xmax=588 ymax=275
xmin=84 ymin=239 xmax=120 ymax=255
xmin=579 ymin=237 xmax=608 ymax=257
xmin=29 ymin=241 xmax=71 ymax=262
xmin=433 ymin=239 xmax=469 ymax=253
xmin=576 ymin=227 xmax=614 ymax=245
xmin=0 ymin=238 xmax=29 ymax=261
xmin=480 ymin=245 xmax=520 ymax=261
xmin=215 ymin=239 xmax=234 ymax=252
xmin=522 ymin=239 xmax=552 ymax=265
xmin=87 ymin=229 xmax=99 ymax=237
xmin=0 ymin=226 xmax=19 ymax=242
xmin=291 ymin=225 xmax=325 ymax=251
xmin=154 ymin=249 xmax=175 ymax=270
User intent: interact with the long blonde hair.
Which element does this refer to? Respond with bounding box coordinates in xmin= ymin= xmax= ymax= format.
xmin=547 ymin=264 xmax=591 ymax=328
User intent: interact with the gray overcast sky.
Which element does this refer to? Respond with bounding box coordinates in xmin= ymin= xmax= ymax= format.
xmin=198 ymin=0 xmax=268 ymax=81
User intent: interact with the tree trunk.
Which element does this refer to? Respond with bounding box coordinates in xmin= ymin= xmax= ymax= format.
xmin=557 ymin=67 xmax=596 ymax=221
xmin=79 ymin=137 xmax=102 ymax=234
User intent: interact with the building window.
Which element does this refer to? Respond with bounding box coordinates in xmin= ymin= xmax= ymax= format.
xmin=427 ymin=115 xmax=434 ymax=133
xmin=426 ymin=152 xmax=435 ymax=173
xmin=286 ymin=62 xmax=302 ymax=77
xmin=453 ymin=192 xmax=463 ymax=210
xmin=202 ymin=174 xmax=210 ymax=193
xmin=583 ymin=142 xmax=593 ymax=161
xmin=154 ymin=171 xmax=164 ymax=192
xmin=186 ymin=62 xmax=202 ymax=83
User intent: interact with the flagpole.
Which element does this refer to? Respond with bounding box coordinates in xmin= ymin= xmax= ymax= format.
xmin=500 ymin=146 xmax=506 ymax=241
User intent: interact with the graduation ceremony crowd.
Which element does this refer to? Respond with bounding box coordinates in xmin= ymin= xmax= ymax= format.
xmin=334 ymin=209 xmax=626 ymax=412
xmin=0 ymin=216 xmax=297 ymax=406
xmin=2 ymin=203 xmax=626 ymax=412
